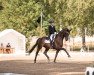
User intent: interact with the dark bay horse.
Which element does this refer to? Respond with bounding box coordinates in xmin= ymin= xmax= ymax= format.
xmin=27 ymin=28 xmax=71 ymax=63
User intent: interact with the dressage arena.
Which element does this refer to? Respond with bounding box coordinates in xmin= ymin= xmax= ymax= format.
xmin=0 ymin=51 xmax=94 ymax=75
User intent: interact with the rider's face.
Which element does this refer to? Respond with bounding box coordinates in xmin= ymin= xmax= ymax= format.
xmin=51 ymin=23 xmax=54 ymax=26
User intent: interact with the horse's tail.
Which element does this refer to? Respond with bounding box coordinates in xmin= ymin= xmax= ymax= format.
xmin=27 ymin=38 xmax=39 ymax=54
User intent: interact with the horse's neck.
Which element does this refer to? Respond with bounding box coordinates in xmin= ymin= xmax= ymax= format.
xmin=56 ymin=34 xmax=64 ymax=41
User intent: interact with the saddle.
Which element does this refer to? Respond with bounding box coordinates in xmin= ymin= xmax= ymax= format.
xmin=45 ymin=34 xmax=56 ymax=47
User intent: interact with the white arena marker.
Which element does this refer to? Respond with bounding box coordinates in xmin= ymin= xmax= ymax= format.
xmin=85 ymin=67 xmax=94 ymax=75
xmin=0 ymin=73 xmax=26 ymax=75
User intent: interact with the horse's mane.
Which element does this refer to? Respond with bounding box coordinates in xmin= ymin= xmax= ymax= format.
xmin=57 ymin=28 xmax=70 ymax=38
xmin=58 ymin=28 xmax=68 ymax=34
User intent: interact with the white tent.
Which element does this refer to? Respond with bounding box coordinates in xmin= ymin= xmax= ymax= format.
xmin=0 ymin=29 xmax=26 ymax=54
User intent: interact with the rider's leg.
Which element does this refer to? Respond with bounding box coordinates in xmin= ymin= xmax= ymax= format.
xmin=50 ymin=34 xmax=54 ymax=47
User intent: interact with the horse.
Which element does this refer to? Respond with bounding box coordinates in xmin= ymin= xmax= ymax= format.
xmin=27 ymin=28 xmax=71 ymax=63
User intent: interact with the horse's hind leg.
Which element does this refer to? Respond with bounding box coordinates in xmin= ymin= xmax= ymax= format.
xmin=34 ymin=46 xmax=42 ymax=63
xmin=43 ymin=48 xmax=50 ymax=62
xmin=34 ymin=49 xmax=40 ymax=63
xmin=54 ymin=50 xmax=60 ymax=63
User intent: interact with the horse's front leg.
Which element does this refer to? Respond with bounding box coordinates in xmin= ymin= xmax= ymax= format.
xmin=61 ymin=48 xmax=71 ymax=57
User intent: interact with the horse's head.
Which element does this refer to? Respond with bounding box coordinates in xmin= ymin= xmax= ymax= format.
xmin=59 ymin=28 xmax=71 ymax=41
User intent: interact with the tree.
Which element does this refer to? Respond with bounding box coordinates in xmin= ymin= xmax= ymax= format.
xmin=0 ymin=0 xmax=94 ymax=40
xmin=0 ymin=0 xmax=42 ymax=37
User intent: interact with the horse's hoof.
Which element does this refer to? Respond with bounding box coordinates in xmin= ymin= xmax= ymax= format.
xmin=54 ymin=61 xmax=56 ymax=63
xmin=34 ymin=60 xmax=36 ymax=63
xmin=26 ymin=53 xmax=30 ymax=56
xmin=68 ymin=55 xmax=71 ymax=58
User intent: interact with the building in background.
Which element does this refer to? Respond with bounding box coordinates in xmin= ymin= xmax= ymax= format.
xmin=0 ymin=29 xmax=26 ymax=54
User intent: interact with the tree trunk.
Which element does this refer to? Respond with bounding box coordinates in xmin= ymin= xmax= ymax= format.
xmin=81 ymin=28 xmax=87 ymax=51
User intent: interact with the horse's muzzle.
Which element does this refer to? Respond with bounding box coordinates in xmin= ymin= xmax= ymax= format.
xmin=65 ymin=37 xmax=68 ymax=41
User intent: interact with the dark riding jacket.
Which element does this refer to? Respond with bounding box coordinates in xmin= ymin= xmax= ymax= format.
xmin=48 ymin=25 xmax=56 ymax=35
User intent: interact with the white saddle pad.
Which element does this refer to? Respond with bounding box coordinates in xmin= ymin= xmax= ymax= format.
xmin=44 ymin=40 xmax=50 ymax=43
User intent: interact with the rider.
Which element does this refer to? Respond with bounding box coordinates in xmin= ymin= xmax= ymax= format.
xmin=48 ymin=19 xmax=57 ymax=47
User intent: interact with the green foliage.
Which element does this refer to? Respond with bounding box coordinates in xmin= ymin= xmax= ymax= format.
xmin=0 ymin=0 xmax=41 ymax=37
xmin=0 ymin=0 xmax=94 ymax=38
